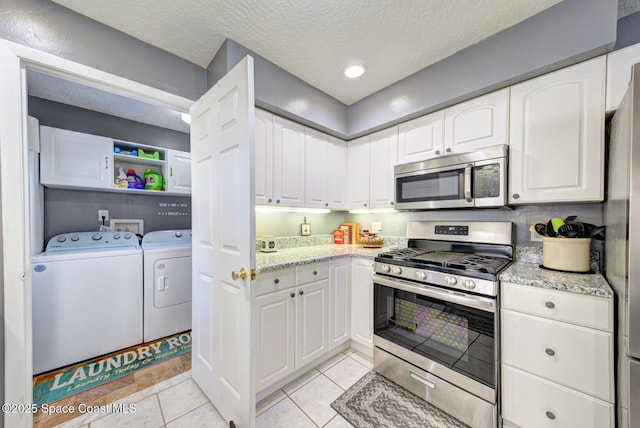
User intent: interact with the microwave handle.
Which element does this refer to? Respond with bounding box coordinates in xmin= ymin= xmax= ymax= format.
xmin=464 ymin=164 xmax=473 ymax=202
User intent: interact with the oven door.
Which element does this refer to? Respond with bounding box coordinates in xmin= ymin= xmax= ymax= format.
xmin=372 ymin=273 xmax=497 ymax=402
xmin=395 ymin=162 xmax=473 ymax=209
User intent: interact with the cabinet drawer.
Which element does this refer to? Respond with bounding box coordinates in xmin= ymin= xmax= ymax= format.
xmin=502 ymin=309 xmax=613 ymax=401
xmin=296 ymin=262 xmax=329 ymax=284
xmin=501 ymin=282 xmax=612 ymax=331
xmin=502 ymin=365 xmax=614 ymax=428
xmin=256 ymin=268 xmax=295 ymax=296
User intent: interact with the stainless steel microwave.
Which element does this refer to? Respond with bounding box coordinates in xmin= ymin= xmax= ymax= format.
xmin=394 ymin=145 xmax=508 ymax=209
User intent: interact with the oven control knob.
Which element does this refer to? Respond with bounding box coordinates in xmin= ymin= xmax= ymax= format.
xmin=392 ymin=266 xmax=403 ymax=275
xmin=445 ymin=276 xmax=457 ymax=286
xmin=416 ymin=271 xmax=427 ymax=281
xmin=463 ymin=279 xmax=477 ymax=290
xmin=381 ymin=264 xmax=390 ymax=273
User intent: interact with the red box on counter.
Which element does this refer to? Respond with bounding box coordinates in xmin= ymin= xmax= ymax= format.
xmin=333 ymin=229 xmax=345 ymax=244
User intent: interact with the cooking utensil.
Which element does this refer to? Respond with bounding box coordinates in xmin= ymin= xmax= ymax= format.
xmin=530 ymin=223 xmax=548 ymax=236
xmin=589 ymin=225 xmax=606 ymax=240
xmin=557 ymin=223 xmax=580 ymax=238
xmin=546 ymin=220 xmax=556 ymax=237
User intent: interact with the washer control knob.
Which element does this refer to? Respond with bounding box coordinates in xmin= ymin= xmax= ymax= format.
xmin=124 ymin=233 xmax=132 ymax=239
xmin=445 ymin=276 xmax=457 ymax=286
xmin=392 ymin=266 xmax=403 ymax=275
xmin=91 ymin=233 xmax=102 ymax=241
xmin=416 ymin=271 xmax=427 ymax=281
xmin=175 ymin=231 xmax=183 ymax=238
xmin=462 ymin=279 xmax=476 ymax=289
xmin=113 ymin=234 xmax=121 ymax=239
xmin=57 ymin=235 xmax=67 ymax=243
xmin=70 ymin=235 xmax=79 ymax=242
xmin=381 ymin=264 xmax=390 ymax=273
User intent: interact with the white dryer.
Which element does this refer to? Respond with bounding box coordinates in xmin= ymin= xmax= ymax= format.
xmin=142 ymin=229 xmax=192 ymax=342
xmin=31 ymin=231 xmax=142 ymax=374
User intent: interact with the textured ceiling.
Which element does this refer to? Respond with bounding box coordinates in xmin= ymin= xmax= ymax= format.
xmin=51 ymin=0 xmax=562 ymax=105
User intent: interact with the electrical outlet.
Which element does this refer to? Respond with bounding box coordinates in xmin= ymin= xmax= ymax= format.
xmin=98 ymin=209 xmax=109 ymax=222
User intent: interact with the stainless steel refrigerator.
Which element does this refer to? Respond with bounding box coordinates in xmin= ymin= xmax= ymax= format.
xmin=605 ymin=62 xmax=640 ymax=428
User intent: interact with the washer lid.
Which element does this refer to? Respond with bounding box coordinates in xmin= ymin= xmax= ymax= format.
xmin=45 ymin=231 xmax=141 ymax=252
xmin=142 ymin=229 xmax=192 ymax=249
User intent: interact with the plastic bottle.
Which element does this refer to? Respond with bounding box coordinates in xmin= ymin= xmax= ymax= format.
xmin=126 ymin=169 xmax=144 ymax=189
xmin=114 ymin=167 xmax=128 ymax=188
xmin=143 ymin=168 xmax=163 ymax=191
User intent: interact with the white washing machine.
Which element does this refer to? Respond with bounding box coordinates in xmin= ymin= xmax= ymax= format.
xmin=142 ymin=229 xmax=192 ymax=342
xmin=31 ymin=231 xmax=143 ymax=374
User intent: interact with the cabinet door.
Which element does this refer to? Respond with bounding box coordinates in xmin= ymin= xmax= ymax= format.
xmin=509 ymin=57 xmax=605 ymax=204
xmin=369 ymin=127 xmax=398 ymax=209
xmin=167 ymin=149 xmax=191 ymax=194
xmin=304 ymin=128 xmax=329 ymax=208
xmin=397 ymin=111 xmax=444 ymax=164
xmin=606 ymin=44 xmax=640 ymax=111
xmin=255 ymin=109 xmax=274 ymax=205
xmin=329 ymin=259 xmax=351 ymax=350
xmin=350 ymin=258 xmax=373 ymax=355
xmin=40 ymin=126 xmax=113 ymax=189
xmin=327 ymin=137 xmax=348 ymax=210
xmin=444 ymin=88 xmax=509 ymax=153
xmin=273 ymin=116 xmax=305 ymax=207
xmin=347 ymin=136 xmax=370 ymax=209
xmin=256 ymin=288 xmax=295 ymax=392
xmin=295 ymin=279 xmax=329 ymax=368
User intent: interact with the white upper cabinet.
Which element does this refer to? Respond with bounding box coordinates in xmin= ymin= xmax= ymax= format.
xmin=369 ymin=127 xmax=398 ymax=209
xmin=397 ymin=111 xmax=444 ymax=164
xmin=606 ymin=43 xmax=640 ymax=111
xmin=327 ymin=137 xmax=348 ymax=210
xmin=40 ymin=126 xmax=113 ymax=189
xmin=166 ymin=149 xmax=191 ymax=194
xmin=347 ymin=136 xmax=371 ymax=209
xmin=509 ymin=56 xmax=606 ymax=204
xmin=273 ymin=115 xmax=306 ymax=207
xmin=255 ymin=108 xmax=274 ymax=205
xmin=304 ymin=128 xmax=330 ymax=208
xmin=443 ymin=88 xmax=509 ymax=153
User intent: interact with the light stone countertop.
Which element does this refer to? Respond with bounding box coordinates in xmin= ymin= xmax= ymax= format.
xmin=499 ymin=262 xmax=613 ymax=298
xmin=256 ymin=244 xmax=388 ymax=273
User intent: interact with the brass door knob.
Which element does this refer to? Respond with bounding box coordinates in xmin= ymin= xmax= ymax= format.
xmin=231 ymin=267 xmax=247 ymax=281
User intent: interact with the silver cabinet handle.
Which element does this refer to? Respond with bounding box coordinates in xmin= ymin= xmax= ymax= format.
xmin=545 ymin=301 xmax=555 ymax=309
xmin=299 ymin=290 xmax=304 ymax=296
xmin=446 ymin=148 xmax=452 ymax=153
xmin=105 ymin=156 xmax=109 ymax=169
xmin=290 ymin=292 xmax=295 ymax=298
xmin=274 ymin=278 xmax=279 ymax=284
xmin=409 ymin=371 xmax=436 ymax=389
xmin=545 ymin=411 xmax=556 ymax=420
xmin=512 ymin=193 xmax=520 ymax=199
xmin=545 ymin=348 xmax=555 ymax=356
xmin=435 ymin=150 xmax=440 ymax=155
xmin=170 ymin=166 xmax=174 ymax=177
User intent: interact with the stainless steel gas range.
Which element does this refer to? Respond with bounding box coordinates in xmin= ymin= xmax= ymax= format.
xmin=373 ymin=221 xmax=513 ymax=428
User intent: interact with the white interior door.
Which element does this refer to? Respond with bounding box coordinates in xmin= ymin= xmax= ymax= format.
xmin=190 ymin=56 xmax=256 ymax=427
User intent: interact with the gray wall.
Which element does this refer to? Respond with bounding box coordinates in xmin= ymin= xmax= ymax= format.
xmin=29 ymin=97 xmax=191 ymax=241
xmin=347 ymin=0 xmax=618 ymax=137
xmin=0 ymin=0 xmax=206 ymax=101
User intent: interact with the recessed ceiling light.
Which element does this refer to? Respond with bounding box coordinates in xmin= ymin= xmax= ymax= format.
xmin=343 ymin=64 xmax=367 ymax=79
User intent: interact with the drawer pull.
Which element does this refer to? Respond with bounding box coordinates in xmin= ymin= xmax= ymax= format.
xmin=545 ymin=301 xmax=555 ymax=309
xmin=545 ymin=348 xmax=555 ymax=356
xmin=545 ymin=411 xmax=556 ymax=420
xmin=299 ymin=290 xmax=304 ymax=296
xmin=290 ymin=292 xmax=295 ymax=298
xmin=409 ymin=371 xmax=436 ymax=389
xmin=274 ymin=278 xmax=280 ymax=284
xmin=313 ymin=270 xmax=318 ymax=275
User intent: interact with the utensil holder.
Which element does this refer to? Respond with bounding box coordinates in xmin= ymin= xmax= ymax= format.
xmin=542 ymin=237 xmax=591 ymax=272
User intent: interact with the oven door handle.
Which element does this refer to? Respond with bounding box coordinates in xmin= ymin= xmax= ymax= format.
xmin=372 ymin=273 xmax=496 ymax=313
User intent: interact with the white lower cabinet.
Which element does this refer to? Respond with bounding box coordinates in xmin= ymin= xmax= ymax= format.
xmin=255 ymin=261 xmax=337 ymax=393
xmin=329 ymin=258 xmax=351 ymax=349
xmin=501 ymin=282 xmax=614 ymax=428
xmin=350 ymin=257 xmax=374 ymax=356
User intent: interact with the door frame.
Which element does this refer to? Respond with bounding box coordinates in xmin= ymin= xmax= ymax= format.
xmin=0 ymin=39 xmax=193 ymax=427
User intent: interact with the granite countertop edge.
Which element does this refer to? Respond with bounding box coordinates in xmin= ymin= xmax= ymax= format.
xmin=499 ymin=262 xmax=613 ymax=299
xmin=255 ymin=244 xmax=384 ymax=273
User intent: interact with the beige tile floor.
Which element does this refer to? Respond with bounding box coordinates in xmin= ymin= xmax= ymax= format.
xmin=54 ymin=349 xmax=373 ymax=427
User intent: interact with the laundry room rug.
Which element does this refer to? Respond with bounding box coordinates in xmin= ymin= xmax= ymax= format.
xmin=331 ymin=371 xmax=469 ymax=428
xmin=33 ymin=331 xmax=192 ymax=406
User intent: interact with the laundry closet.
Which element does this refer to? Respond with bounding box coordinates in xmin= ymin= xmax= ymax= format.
xmin=26 ymin=69 xmax=193 ymax=377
